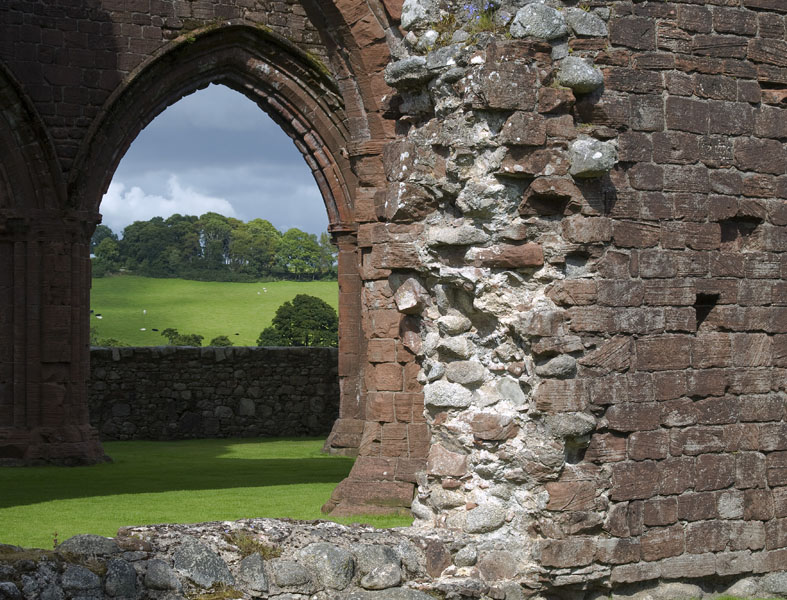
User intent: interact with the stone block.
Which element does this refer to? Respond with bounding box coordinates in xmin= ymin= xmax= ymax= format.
xmin=469 ymin=243 xmax=544 ymax=269
xmin=642 ymin=524 xmax=685 ymax=561
xmin=545 ymin=481 xmax=596 ymax=511
xmin=539 ymin=538 xmax=596 ymax=568
xmin=611 ymin=461 xmax=660 ymax=501
xmin=427 ymin=444 xmax=467 ymax=478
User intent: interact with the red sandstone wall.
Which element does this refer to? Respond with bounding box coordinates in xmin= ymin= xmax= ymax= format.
xmin=0 ymin=0 xmax=786 ymax=590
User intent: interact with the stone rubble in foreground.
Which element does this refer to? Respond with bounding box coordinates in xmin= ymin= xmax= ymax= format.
xmin=0 ymin=521 xmax=785 ymax=600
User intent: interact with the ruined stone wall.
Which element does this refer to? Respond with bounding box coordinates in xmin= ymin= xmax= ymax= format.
xmin=1 ymin=0 xmax=786 ymax=596
xmin=329 ymin=0 xmax=787 ymax=592
xmin=2 ymin=524 xmax=786 ymax=600
xmin=88 ymin=346 xmax=339 ymax=441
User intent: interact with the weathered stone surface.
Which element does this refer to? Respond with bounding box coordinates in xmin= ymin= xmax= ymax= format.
xmin=445 ymin=361 xmax=485 ymax=385
xmin=557 ymin=57 xmax=604 ymax=94
xmin=499 ymin=112 xmax=547 ymax=146
xmin=0 ymin=583 xmax=21 ymax=600
xmin=348 ymin=588 xmax=436 ymax=600
xmin=546 ymin=412 xmax=596 ymax=438
xmin=385 ymin=57 xmax=432 ymax=89
xmin=454 ymin=545 xmax=477 ymax=567
xmin=569 ymin=137 xmax=618 ymax=178
xmin=424 ymin=380 xmax=473 ymax=408
xmin=471 ymin=413 xmax=518 ymax=441
xmin=761 ymin=572 xmax=787 ymax=596
xmin=361 ymin=563 xmax=402 ymax=590
xmin=437 ymin=315 xmax=472 ymax=335
xmin=400 ymin=0 xmax=439 ymax=30
xmin=436 ymin=337 xmax=474 ymax=359
xmin=469 ymin=243 xmax=544 ymax=269
xmin=57 ymin=534 xmax=120 ymax=556
xmin=464 ymin=504 xmax=507 ymax=533
xmin=428 ymin=225 xmax=490 ymax=246
xmin=394 ymin=278 xmax=430 ymax=314
xmin=173 ymin=536 xmax=234 ymax=588
xmin=270 ymin=559 xmax=312 ymax=588
xmin=427 ymin=444 xmax=468 ymax=477
xmin=296 ymin=543 xmax=354 ymax=590
xmin=144 ymin=559 xmax=181 ymax=591
xmin=61 ymin=565 xmax=100 ymax=592
xmin=564 ymin=8 xmax=608 ymax=37
xmin=104 ymin=558 xmax=137 ymax=598
xmin=535 ymin=355 xmax=577 ymax=378
xmin=238 ymin=553 xmax=268 ymax=592
xmin=497 ymin=377 xmax=527 ymax=408
xmin=510 ymin=5 xmax=568 ymax=40
xmin=356 ymin=545 xmax=401 ymax=579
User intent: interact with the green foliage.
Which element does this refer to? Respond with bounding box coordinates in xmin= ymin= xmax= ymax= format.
xmin=223 ymin=531 xmax=281 ymax=559
xmin=318 ymin=232 xmax=338 ymax=278
xmin=161 ymin=328 xmax=203 ymax=347
xmin=90 ymin=213 xmax=335 ymax=283
xmin=257 ymin=294 xmax=338 ymax=347
xmin=209 ymin=335 xmax=233 ymax=347
xmin=189 ymin=585 xmax=243 ymax=600
xmin=89 ymin=326 xmax=127 ymax=347
xmin=432 ymin=12 xmax=458 ymax=47
xmin=274 ymin=229 xmax=322 ymax=280
xmin=430 ymin=1 xmax=506 ymax=47
xmin=90 ymin=225 xmax=118 ymax=253
xmin=0 ymin=438 xmax=412 ymax=549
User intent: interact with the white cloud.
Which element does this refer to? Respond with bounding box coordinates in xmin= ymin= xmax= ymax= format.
xmin=100 ymin=175 xmax=237 ymax=235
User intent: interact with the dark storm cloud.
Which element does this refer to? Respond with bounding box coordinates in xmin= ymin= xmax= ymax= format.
xmin=102 ymin=84 xmax=329 ymax=236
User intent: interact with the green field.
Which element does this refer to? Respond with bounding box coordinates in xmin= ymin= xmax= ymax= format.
xmin=90 ymin=276 xmax=338 ymax=346
xmin=0 ymin=439 xmax=412 ymax=550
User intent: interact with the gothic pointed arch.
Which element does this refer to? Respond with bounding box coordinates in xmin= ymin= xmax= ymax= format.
xmin=70 ymin=23 xmax=356 ymax=233
xmin=0 ymin=63 xmax=65 ymax=213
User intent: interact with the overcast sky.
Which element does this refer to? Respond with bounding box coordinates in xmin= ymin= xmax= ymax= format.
xmin=100 ymin=84 xmax=329 ymax=237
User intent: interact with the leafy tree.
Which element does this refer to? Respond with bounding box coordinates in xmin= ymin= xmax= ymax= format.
xmin=91 ymin=224 xmax=118 ymax=253
xmin=92 ymin=237 xmax=121 ymax=277
xmin=274 ymin=228 xmax=321 ymax=279
xmin=90 ymin=212 xmax=337 ymax=282
xmin=160 ymin=328 xmax=203 ymax=346
xmin=209 ymin=335 xmax=233 ymax=347
xmin=257 ymin=294 xmax=338 ymax=347
xmin=120 ymin=217 xmax=172 ymax=274
xmin=197 ymin=212 xmax=232 ymax=269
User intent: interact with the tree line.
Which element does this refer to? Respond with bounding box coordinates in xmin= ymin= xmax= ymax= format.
xmin=91 ymin=212 xmax=337 ymax=281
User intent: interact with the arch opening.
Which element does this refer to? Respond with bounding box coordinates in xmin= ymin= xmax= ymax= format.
xmin=78 ymin=25 xmax=365 ymax=459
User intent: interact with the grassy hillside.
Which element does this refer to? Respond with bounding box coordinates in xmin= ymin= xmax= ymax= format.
xmin=90 ymin=275 xmax=338 ymax=346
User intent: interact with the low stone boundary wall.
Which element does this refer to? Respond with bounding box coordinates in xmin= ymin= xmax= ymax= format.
xmin=88 ymin=347 xmax=339 ymax=440
xmin=2 ymin=522 xmax=786 ymax=600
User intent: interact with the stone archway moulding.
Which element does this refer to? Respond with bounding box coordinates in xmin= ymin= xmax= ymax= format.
xmin=69 ymin=22 xmax=373 ymax=458
xmin=0 ymin=8 xmax=397 ymax=466
xmin=70 ymin=24 xmax=357 ymax=234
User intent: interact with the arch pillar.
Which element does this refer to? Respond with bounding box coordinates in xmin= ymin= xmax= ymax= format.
xmin=0 ymin=213 xmax=107 ymax=465
xmin=324 ymin=228 xmax=365 ymax=455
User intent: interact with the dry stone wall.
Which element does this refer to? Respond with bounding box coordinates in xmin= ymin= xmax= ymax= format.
xmin=1 ymin=524 xmax=785 ymax=600
xmin=89 ymin=347 xmax=340 ymax=441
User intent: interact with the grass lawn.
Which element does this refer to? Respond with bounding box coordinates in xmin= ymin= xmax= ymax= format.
xmin=90 ymin=276 xmax=338 ymax=346
xmin=0 ymin=438 xmax=412 ymax=550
